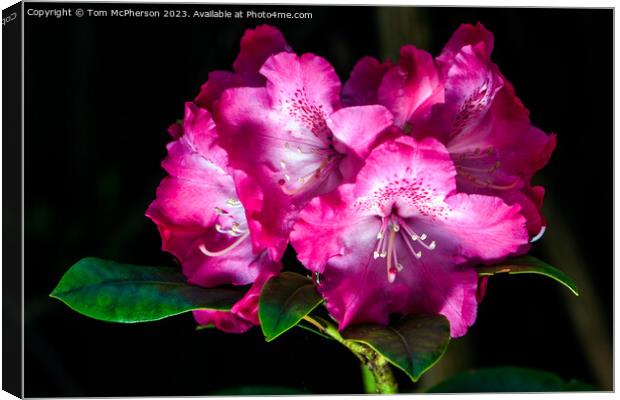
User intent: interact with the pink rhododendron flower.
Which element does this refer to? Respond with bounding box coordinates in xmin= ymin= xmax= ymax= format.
xmin=194 ymin=24 xmax=292 ymax=112
xmin=415 ymin=23 xmax=555 ymax=239
xmin=290 ymin=136 xmax=528 ymax=337
xmin=146 ymin=102 xmax=280 ymax=333
xmin=343 ymin=23 xmax=555 ymax=239
xmin=215 ymin=51 xmax=394 ymax=260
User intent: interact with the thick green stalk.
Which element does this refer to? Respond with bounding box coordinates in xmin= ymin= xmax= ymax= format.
xmin=304 ymin=316 xmax=398 ymax=394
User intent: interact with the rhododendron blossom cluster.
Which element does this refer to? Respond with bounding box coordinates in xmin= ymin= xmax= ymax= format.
xmin=146 ymin=23 xmax=555 ymax=338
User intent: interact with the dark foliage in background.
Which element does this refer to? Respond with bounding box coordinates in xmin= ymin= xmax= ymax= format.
xmin=23 ymin=4 xmax=611 ymax=396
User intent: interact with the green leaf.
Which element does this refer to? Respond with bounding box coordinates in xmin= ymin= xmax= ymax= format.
xmin=477 ymin=255 xmax=579 ymax=296
xmin=343 ymin=314 xmax=450 ymax=382
xmin=259 ymin=271 xmax=323 ymax=342
xmin=50 ymin=257 xmax=244 ymax=323
xmin=427 ymin=367 xmax=595 ymax=392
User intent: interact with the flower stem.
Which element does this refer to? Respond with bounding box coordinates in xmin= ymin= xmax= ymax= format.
xmin=303 ymin=315 xmax=398 ymax=394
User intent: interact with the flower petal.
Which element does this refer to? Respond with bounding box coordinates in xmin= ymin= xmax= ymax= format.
xmin=194 ymin=71 xmax=241 ymax=112
xmin=260 ymin=52 xmax=341 ymax=119
xmin=436 ymin=22 xmax=494 ymax=75
xmin=291 ymin=184 xmax=391 ymax=328
xmin=377 ymin=45 xmax=443 ymax=129
xmin=194 ymin=25 xmax=291 ymax=111
xmin=146 ymin=107 xmax=266 ymax=287
xmin=233 ymin=24 xmax=292 ymax=86
xmin=342 ymin=56 xmax=392 ymax=106
xmin=328 ymin=105 xmax=394 ymax=181
xmin=193 ymin=257 xmax=281 ymax=333
xmin=353 ymin=136 xmax=457 ymax=217
xmin=216 ymin=77 xmax=342 ymax=259
xmin=193 ymin=310 xmax=254 ymax=333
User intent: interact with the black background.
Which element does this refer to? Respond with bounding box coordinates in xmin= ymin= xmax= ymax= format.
xmin=23 ymin=3 xmax=612 ymax=396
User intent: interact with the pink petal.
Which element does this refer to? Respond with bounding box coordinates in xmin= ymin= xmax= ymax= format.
xmin=291 ymin=185 xmax=392 ymax=327
xmin=436 ymin=22 xmax=494 ymax=75
xmin=194 ymin=25 xmax=291 ymax=111
xmin=353 ymin=136 xmax=457 ymax=217
xmin=215 ymin=78 xmax=342 ymax=259
xmin=194 ymin=71 xmax=241 ymax=112
xmin=431 ymin=44 xmax=504 ymax=150
xmin=233 ymin=25 xmax=292 ymax=86
xmin=430 ymin=193 xmax=528 ymax=262
xmin=146 ymin=107 xmax=266 ymax=287
xmin=193 ymin=310 xmax=254 ymax=334
xmin=260 ymin=52 xmax=341 ymax=118
xmin=388 ymin=260 xmax=479 ymax=337
xmin=342 ymin=56 xmax=392 ymax=106
xmin=327 ymin=105 xmax=394 ymax=181
xmin=193 ymin=257 xmax=281 ymax=333
xmin=377 ymin=45 xmax=443 ymax=129
xmin=167 ymin=121 xmax=182 ymax=139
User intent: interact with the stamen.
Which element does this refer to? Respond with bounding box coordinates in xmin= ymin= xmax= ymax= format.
xmin=199 ymin=231 xmax=250 ymax=257
xmin=226 ymin=198 xmax=243 ymax=208
xmin=457 ymin=163 xmax=500 ymax=174
xmin=279 ymin=156 xmax=338 ymax=196
xmin=530 ymin=226 xmax=546 ymax=243
xmin=456 ymin=147 xmax=494 ymax=161
xmin=398 ymin=217 xmax=436 ymax=254
xmin=386 ymin=227 xmax=397 ymax=283
xmin=457 ymin=171 xmax=521 ymax=191
xmin=374 ymin=218 xmax=388 ymax=259
xmin=373 ymin=216 xmax=438 ymax=282
xmin=214 ymin=207 xmax=228 ymax=215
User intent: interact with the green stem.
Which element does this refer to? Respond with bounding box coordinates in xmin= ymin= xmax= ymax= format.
xmin=304 ymin=316 xmax=398 ymax=394
xmin=361 ymin=364 xmax=377 ymax=393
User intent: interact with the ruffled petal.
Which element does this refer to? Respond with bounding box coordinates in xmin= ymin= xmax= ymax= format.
xmin=353 ymin=136 xmax=456 ymax=217
xmin=193 ymin=310 xmax=254 ymax=334
xmin=377 ymin=45 xmax=443 ymax=129
xmin=146 ymin=107 xmax=266 ymax=287
xmin=342 ymin=56 xmax=392 ymax=106
xmin=436 ymin=22 xmax=494 ymax=75
xmin=193 ymin=256 xmax=281 ymax=333
xmin=216 ymin=63 xmax=343 ymax=259
xmin=233 ymin=25 xmax=292 ymax=86
xmin=387 ymin=258 xmax=479 ymax=337
xmin=291 ymin=184 xmax=391 ymax=328
xmin=419 ymin=193 xmax=528 ymax=263
xmin=429 ymin=44 xmax=504 ymax=150
xmin=194 ymin=71 xmax=241 ymax=112
xmin=194 ymin=25 xmax=291 ymax=111
xmin=328 ymin=105 xmax=394 ymax=181
xmin=260 ymin=51 xmax=341 ymax=119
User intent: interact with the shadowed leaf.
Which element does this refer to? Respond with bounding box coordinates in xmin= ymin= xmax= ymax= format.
xmin=478 ymin=255 xmax=579 ymax=296
xmin=259 ymin=272 xmax=323 ymax=341
xmin=427 ymin=367 xmax=595 ymax=392
xmin=343 ymin=314 xmax=450 ymax=382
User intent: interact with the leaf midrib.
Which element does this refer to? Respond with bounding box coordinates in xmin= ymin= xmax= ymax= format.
xmin=52 ymin=280 xmax=229 ymax=298
xmin=272 ymin=283 xmax=314 ymax=330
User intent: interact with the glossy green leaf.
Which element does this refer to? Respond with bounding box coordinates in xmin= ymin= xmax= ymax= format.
xmin=427 ymin=367 xmax=595 ymax=392
xmin=50 ymin=257 xmax=244 ymax=323
xmin=477 ymin=255 xmax=578 ymax=296
xmin=259 ymin=271 xmax=323 ymax=341
xmin=343 ymin=314 xmax=450 ymax=382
